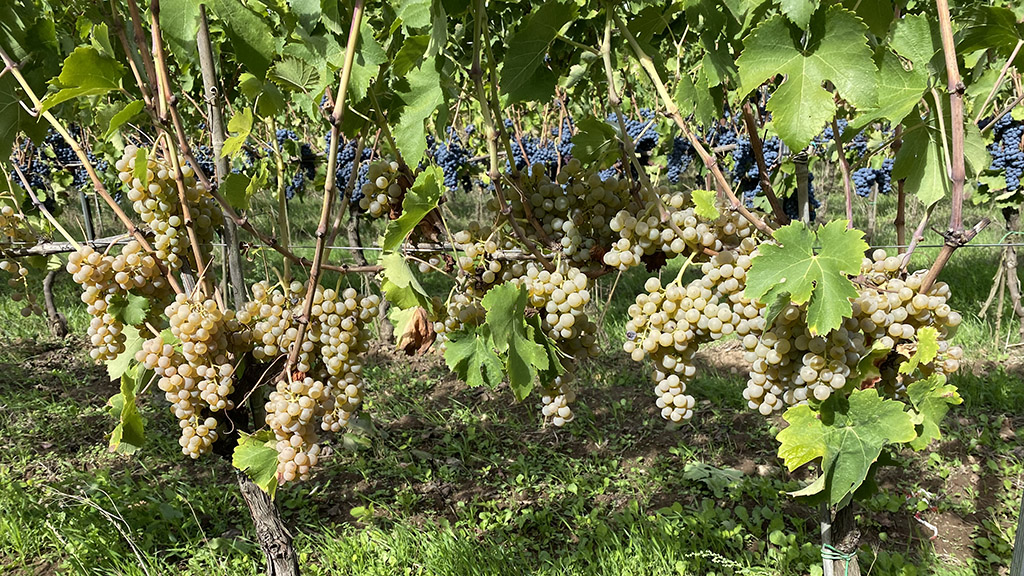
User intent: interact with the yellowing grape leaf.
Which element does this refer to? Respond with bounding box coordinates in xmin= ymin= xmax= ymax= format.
xmin=745 ymin=220 xmax=867 ymax=335
xmin=907 ymin=374 xmax=962 ymax=450
xmin=221 ymin=108 xmax=253 ymax=159
xmin=692 ymin=189 xmax=720 ymax=221
xmin=233 ymin=430 xmax=279 ymax=498
xmin=482 ymin=283 xmax=548 ymax=401
xmin=443 ymin=328 xmax=504 ymax=389
xmin=899 ymin=326 xmax=940 ymax=374
xmin=777 ymin=389 xmax=917 ymax=505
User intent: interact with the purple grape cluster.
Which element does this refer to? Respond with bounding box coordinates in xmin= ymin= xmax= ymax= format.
xmin=813 ymin=119 xmax=867 ymax=159
xmin=987 ymin=114 xmax=1024 ymax=191
xmin=666 ymin=137 xmax=694 ymax=183
xmin=851 ymin=158 xmax=894 ymax=198
xmin=428 ymin=128 xmax=472 ymax=191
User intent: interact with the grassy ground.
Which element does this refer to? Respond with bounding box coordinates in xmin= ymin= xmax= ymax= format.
xmin=1 ymin=179 xmax=1023 ymax=575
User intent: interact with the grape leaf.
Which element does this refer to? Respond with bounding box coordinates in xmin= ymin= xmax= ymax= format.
xmin=899 ymin=326 xmax=939 ymax=375
xmin=745 ymin=220 xmax=868 ymax=335
xmin=221 ymin=108 xmax=253 ymax=159
xmin=108 ymin=364 xmax=146 ymax=454
xmin=482 ymin=283 xmax=548 ymax=401
xmin=528 ymin=314 xmax=565 ymax=384
xmin=889 ymin=13 xmax=939 ymax=68
xmin=571 ymin=116 xmax=618 ymax=168
xmin=907 ymin=374 xmax=962 ymax=450
xmin=102 ymin=100 xmax=144 ymax=140
xmin=269 ymin=57 xmax=319 ymax=92
xmin=762 ymin=291 xmax=792 ymax=331
xmin=850 ymin=51 xmax=928 ymax=129
xmin=500 ymin=1 xmax=575 ymax=103
xmin=891 ymin=113 xmax=946 ymax=207
xmin=347 ymin=21 xmax=386 ymax=104
xmin=233 ymin=431 xmax=279 ymax=498
xmin=221 ymin=171 xmax=251 ymax=211
xmin=443 ymin=328 xmax=504 ymax=389
xmin=395 ymin=0 xmax=431 ymax=28
xmin=108 ymin=293 xmax=151 ymax=327
xmin=40 ymin=46 xmax=125 ymax=113
xmin=106 ymin=325 xmax=145 ymax=381
xmin=133 ymin=147 xmax=148 ymax=189
xmin=394 ymin=35 xmax=430 ymax=77
xmin=736 ymin=7 xmax=876 ymax=151
xmin=394 ymin=57 xmax=443 ymax=167
xmin=382 ymin=166 xmax=442 ymax=252
xmin=209 ymin=0 xmax=279 ymax=78
xmin=692 ymin=189 xmax=720 ymax=220
xmin=379 ymin=252 xmax=431 ymax=311
xmin=780 ymin=0 xmax=815 ymax=29
xmin=159 ymin=0 xmax=200 ymax=64
xmin=778 ymin=389 xmax=917 ymax=504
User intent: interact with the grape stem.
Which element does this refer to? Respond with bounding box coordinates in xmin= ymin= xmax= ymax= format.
xmin=740 ymin=102 xmax=788 ymax=225
xmin=285 ymin=0 xmax=365 ymax=375
xmin=470 ymin=0 xmax=555 ymax=273
xmin=106 ymin=0 xmax=154 ymax=110
xmin=829 ymin=118 xmax=856 ymax=229
xmin=974 ymin=39 xmax=1024 ymax=125
xmin=611 ymin=11 xmax=774 ymax=238
xmin=197 ymin=5 xmax=246 ymax=308
xmin=0 ymin=46 xmax=184 ymax=295
xmin=269 ymin=117 xmax=292 ymax=282
xmin=918 ymin=0 xmax=985 ymax=292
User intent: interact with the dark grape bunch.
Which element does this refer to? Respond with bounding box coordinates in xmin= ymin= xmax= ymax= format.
xmin=607 ymin=109 xmax=660 ymax=159
xmin=328 ymin=135 xmax=373 ymax=204
xmin=813 ymin=119 xmax=867 ymax=159
xmin=987 ymin=114 xmax=1023 ymax=191
xmin=428 ymin=129 xmax=472 ymax=192
xmin=666 ymin=137 xmax=695 ymax=183
xmin=782 ymin=172 xmax=819 ymax=222
xmin=852 ymin=158 xmax=894 ymax=198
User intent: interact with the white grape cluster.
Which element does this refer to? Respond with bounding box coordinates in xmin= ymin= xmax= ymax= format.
xmin=358 ymin=161 xmax=403 ymax=218
xmin=512 ymin=261 xmax=599 ymax=426
xmin=242 ymin=281 xmax=380 ymax=484
xmin=0 ymin=204 xmax=40 ymax=318
xmin=137 ymin=294 xmax=250 ymax=458
xmin=604 ymin=192 xmax=753 ymax=270
xmin=489 ymin=160 xmax=633 ymax=262
xmin=67 ymin=243 xmax=170 ymax=361
xmin=115 ymin=146 xmax=223 ymax=271
xmin=741 ymin=249 xmax=965 ymax=414
xmin=625 ymin=238 xmax=762 ymax=423
xmin=433 ymin=227 xmax=510 ymax=346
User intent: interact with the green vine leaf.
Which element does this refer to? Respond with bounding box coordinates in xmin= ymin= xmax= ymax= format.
xmin=393 ymin=35 xmax=430 ymax=77
xmin=133 ymin=147 xmax=149 ymax=189
xmin=159 ymin=0 xmax=201 ymax=64
xmin=108 ymin=293 xmax=151 ymax=327
xmin=745 ymin=220 xmax=868 ymax=335
xmin=394 ymin=56 xmax=443 ymax=167
xmin=233 ymin=431 xmax=279 ymax=498
xmin=108 ymin=364 xmax=147 ymax=454
xmin=899 ymin=326 xmax=939 ymax=375
xmin=380 ymin=252 xmax=431 ymax=311
xmin=102 ymin=100 xmax=144 ymax=140
xmin=210 ymin=0 xmax=279 ymax=78
xmin=500 ymin=0 xmax=576 ymax=103
xmin=106 ymin=325 xmax=145 ymax=382
xmin=907 ymin=374 xmax=962 ymax=450
xmin=443 ymin=328 xmax=504 ymax=389
xmin=395 ymin=0 xmax=431 ymax=29
xmin=570 ymin=115 xmax=618 ymax=168
xmin=891 ymin=112 xmax=946 ymax=207
xmin=382 ymin=166 xmax=442 ymax=252
xmin=221 ymin=108 xmax=253 ymax=159
xmin=889 ymin=13 xmax=940 ymax=68
xmin=780 ymin=0 xmax=815 ymax=29
xmin=482 ymin=283 xmax=548 ymax=401
xmin=692 ymin=189 xmax=720 ymax=221
xmin=778 ymin=389 xmax=917 ymax=505
xmin=850 ymin=50 xmax=928 ymax=129
xmin=40 ymin=46 xmax=125 ymax=114
xmin=736 ymin=7 xmax=876 ymax=151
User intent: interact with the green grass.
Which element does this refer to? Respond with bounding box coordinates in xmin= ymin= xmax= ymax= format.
xmin=1 ymin=181 xmax=1023 ymax=575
